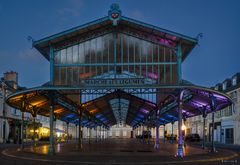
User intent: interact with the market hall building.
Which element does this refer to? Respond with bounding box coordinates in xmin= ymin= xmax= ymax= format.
xmin=6 ymin=4 xmax=232 ymax=157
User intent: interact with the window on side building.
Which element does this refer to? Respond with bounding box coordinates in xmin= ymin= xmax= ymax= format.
xmin=223 ymin=82 xmax=227 ymax=90
xmin=232 ymin=77 xmax=237 ymax=86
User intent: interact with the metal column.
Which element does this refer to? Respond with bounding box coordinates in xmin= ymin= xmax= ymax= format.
xmin=20 ymin=112 xmax=25 ymax=150
xmin=211 ymin=112 xmax=216 ymax=152
xmin=171 ymin=121 xmax=174 ymax=144
xmin=176 ymin=90 xmax=184 ymax=157
xmin=48 ymin=97 xmax=55 ymax=155
xmin=202 ymin=108 xmax=207 ymax=149
xmin=75 ymin=124 xmax=78 ymax=142
xmin=99 ymin=125 xmax=102 ymax=141
xmin=66 ymin=122 xmax=69 ymax=143
xmin=32 ymin=111 xmax=37 ymax=147
xmin=210 ymin=95 xmax=216 ymax=153
xmin=154 ymin=126 xmax=160 ymax=149
xmin=95 ymin=126 xmax=98 ymax=142
xmin=163 ymin=124 xmax=166 ymax=143
xmin=78 ymin=113 xmax=83 ymax=150
xmin=88 ymin=127 xmax=91 ymax=144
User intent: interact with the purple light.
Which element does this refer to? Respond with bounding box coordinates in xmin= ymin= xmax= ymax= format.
xmin=168 ymin=35 xmax=177 ymax=41
xmin=156 ymin=36 xmax=177 ymax=47
xmin=140 ymin=108 xmax=149 ymax=114
xmin=147 ymin=72 xmax=158 ymax=79
xmin=193 ymin=100 xmax=208 ymax=107
xmin=213 ymin=94 xmax=227 ymax=101
xmin=182 ymin=109 xmax=194 ymax=117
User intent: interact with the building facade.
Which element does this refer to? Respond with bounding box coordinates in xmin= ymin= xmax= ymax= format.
xmin=0 ymin=71 xmax=22 ymax=143
xmin=185 ymin=73 xmax=240 ymax=145
xmin=0 ymin=71 xmax=80 ymax=143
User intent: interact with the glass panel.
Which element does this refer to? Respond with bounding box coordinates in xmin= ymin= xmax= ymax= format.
xmin=67 ymin=67 xmax=73 ymax=85
xmin=66 ymin=47 xmax=72 ymax=64
xmin=54 ymin=67 xmax=60 ymax=85
xmin=72 ymin=45 xmax=78 ymax=64
xmin=60 ymin=67 xmax=67 ymax=85
xmin=109 ymin=34 xmax=114 ymax=64
xmin=54 ymin=51 xmax=61 ymax=64
xmin=79 ymin=43 xmax=84 ymax=63
xmin=53 ymin=32 xmax=178 ymax=85
xmin=72 ymin=67 xmax=79 ymax=85
xmin=61 ymin=49 xmax=67 ymax=64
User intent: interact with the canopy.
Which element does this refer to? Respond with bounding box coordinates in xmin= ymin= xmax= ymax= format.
xmin=6 ymin=84 xmax=232 ymax=129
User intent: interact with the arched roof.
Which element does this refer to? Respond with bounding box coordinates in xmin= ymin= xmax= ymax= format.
xmin=6 ymin=84 xmax=232 ymax=129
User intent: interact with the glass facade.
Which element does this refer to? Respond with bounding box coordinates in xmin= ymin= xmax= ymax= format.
xmin=53 ymin=32 xmax=178 ymax=86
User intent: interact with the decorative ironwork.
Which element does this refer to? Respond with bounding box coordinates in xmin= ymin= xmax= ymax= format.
xmin=108 ymin=3 xmax=122 ymax=26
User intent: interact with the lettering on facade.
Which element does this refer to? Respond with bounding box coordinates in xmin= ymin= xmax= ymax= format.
xmin=81 ymin=78 xmax=145 ymax=86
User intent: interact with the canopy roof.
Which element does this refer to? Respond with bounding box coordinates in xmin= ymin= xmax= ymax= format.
xmin=6 ymin=84 xmax=232 ymax=129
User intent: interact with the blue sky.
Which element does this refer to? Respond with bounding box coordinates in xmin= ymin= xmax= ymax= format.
xmin=0 ymin=0 xmax=239 ymax=87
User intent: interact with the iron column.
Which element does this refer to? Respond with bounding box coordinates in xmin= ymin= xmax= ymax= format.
xmin=78 ymin=114 xmax=83 ymax=150
xmin=154 ymin=126 xmax=160 ymax=149
xmin=48 ymin=97 xmax=55 ymax=156
xmin=100 ymin=125 xmax=102 ymax=141
xmin=171 ymin=121 xmax=174 ymax=144
xmin=66 ymin=122 xmax=69 ymax=143
xmin=211 ymin=112 xmax=216 ymax=152
xmin=95 ymin=126 xmax=98 ymax=142
xmin=32 ymin=110 xmax=37 ymax=147
xmin=75 ymin=124 xmax=77 ymax=142
xmin=163 ymin=124 xmax=166 ymax=143
xmin=210 ymin=95 xmax=216 ymax=153
xmin=176 ymin=90 xmax=184 ymax=158
xmin=202 ymin=108 xmax=207 ymax=149
xmin=20 ymin=112 xmax=25 ymax=150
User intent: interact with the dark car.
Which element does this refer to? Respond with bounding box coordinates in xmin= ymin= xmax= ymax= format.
xmin=185 ymin=133 xmax=200 ymax=142
xmin=165 ymin=134 xmax=177 ymax=140
xmin=136 ymin=131 xmax=152 ymax=139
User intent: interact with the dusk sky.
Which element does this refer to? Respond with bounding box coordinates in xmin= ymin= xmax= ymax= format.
xmin=0 ymin=0 xmax=239 ymax=88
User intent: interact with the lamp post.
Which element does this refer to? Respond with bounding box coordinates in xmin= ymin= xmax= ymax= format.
xmin=171 ymin=121 xmax=174 ymax=144
xmin=1 ymin=79 xmax=6 ymax=143
xmin=210 ymin=95 xmax=217 ymax=153
xmin=201 ymin=107 xmax=207 ymax=149
xmin=176 ymin=89 xmax=185 ymax=158
xmin=78 ymin=110 xmax=83 ymax=150
xmin=154 ymin=109 xmax=160 ymax=149
xmin=48 ymin=100 xmax=55 ymax=155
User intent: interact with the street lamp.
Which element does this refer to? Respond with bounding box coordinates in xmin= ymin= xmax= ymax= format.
xmin=181 ymin=124 xmax=186 ymax=131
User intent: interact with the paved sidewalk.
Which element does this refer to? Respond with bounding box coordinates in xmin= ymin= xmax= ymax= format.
xmin=1 ymin=139 xmax=239 ymax=165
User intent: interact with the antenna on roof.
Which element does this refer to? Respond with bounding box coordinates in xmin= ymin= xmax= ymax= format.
xmin=196 ymin=33 xmax=203 ymax=46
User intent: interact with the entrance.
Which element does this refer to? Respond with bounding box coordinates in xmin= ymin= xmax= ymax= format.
xmin=225 ymin=128 xmax=234 ymax=144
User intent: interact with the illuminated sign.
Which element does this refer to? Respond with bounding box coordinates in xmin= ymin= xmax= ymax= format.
xmin=81 ymin=78 xmax=145 ymax=85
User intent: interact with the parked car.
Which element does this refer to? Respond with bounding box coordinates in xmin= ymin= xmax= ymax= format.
xmin=136 ymin=131 xmax=152 ymax=139
xmin=185 ymin=133 xmax=200 ymax=142
xmin=165 ymin=134 xmax=177 ymax=140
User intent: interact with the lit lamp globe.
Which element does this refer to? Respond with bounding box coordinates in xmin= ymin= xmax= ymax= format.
xmin=181 ymin=124 xmax=186 ymax=131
